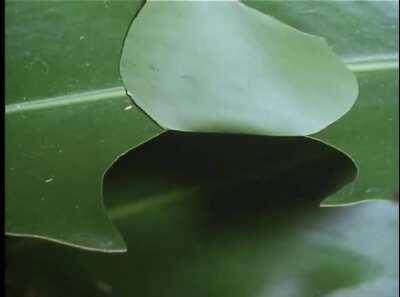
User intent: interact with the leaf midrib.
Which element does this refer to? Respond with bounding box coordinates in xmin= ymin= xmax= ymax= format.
xmin=5 ymin=58 xmax=398 ymax=114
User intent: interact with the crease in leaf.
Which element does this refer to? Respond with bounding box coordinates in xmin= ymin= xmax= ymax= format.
xmin=120 ymin=0 xmax=358 ymax=136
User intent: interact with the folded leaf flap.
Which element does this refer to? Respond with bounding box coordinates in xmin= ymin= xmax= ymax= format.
xmin=121 ymin=0 xmax=358 ymax=136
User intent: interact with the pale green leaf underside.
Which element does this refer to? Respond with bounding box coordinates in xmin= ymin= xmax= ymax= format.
xmin=121 ymin=0 xmax=358 ymax=136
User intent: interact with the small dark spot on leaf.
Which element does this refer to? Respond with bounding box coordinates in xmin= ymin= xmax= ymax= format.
xmin=181 ymin=75 xmax=194 ymax=80
xmin=149 ymin=65 xmax=159 ymax=72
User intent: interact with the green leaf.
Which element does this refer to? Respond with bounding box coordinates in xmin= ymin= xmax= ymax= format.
xmin=318 ymin=68 xmax=398 ymax=205
xmin=6 ymin=0 xmax=397 ymax=253
xmin=243 ymin=0 xmax=398 ymax=62
xmin=5 ymin=0 xmax=162 ymax=252
xmin=6 ymin=152 xmax=397 ymax=296
xmin=5 ymin=89 xmax=163 ymax=252
xmin=5 ymin=0 xmax=145 ymax=104
xmin=242 ymin=0 xmax=399 ymax=205
xmin=101 ymin=131 xmax=357 ymax=218
xmin=120 ymin=0 xmax=358 ymax=136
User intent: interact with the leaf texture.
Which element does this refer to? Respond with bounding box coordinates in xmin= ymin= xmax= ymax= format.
xmin=242 ymin=0 xmax=398 ymax=205
xmin=120 ymin=0 xmax=358 ymax=136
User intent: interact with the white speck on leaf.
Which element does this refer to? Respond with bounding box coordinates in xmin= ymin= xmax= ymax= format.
xmin=28 ymin=57 xmax=49 ymax=73
xmin=45 ymin=178 xmax=54 ymax=183
xmin=80 ymin=35 xmax=86 ymax=40
xmin=366 ymin=187 xmax=379 ymax=194
xmin=124 ymin=105 xmax=133 ymax=110
xmin=96 ymin=281 xmax=112 ymax=294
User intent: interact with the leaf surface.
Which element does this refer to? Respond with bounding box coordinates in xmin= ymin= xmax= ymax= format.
xmin=120 ymin=0 xmax=358 ymax=136
xmin=318 ymin=68 xmax=398 ymax=205
xmin=243 ymin=0 xmax=398 ymax=62
xmin=6 ymin=159 xmax=397 ymax=296
xmin=5 ymin=89 xmax=162 ymax=252
xmin=5 ymin=0 xmax=145 ymax=104
xmin=243 ymin=0 xmax=399 ymax=205
xmin=5 ymin=0 xmax=163 ymax=251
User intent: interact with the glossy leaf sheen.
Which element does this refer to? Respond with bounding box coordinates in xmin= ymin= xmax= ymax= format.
xmin=5 ymin=0 xmax=397 ymax=253
xmin=5 ymin=0 xmax=163 ymax=251
xmin=5 ymin=0 xmax=145 ymax=104
xmin=120 ymin=0 xmax=358 ymax=136
xmin=5 ymin=92 xmax=163 ymax=252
